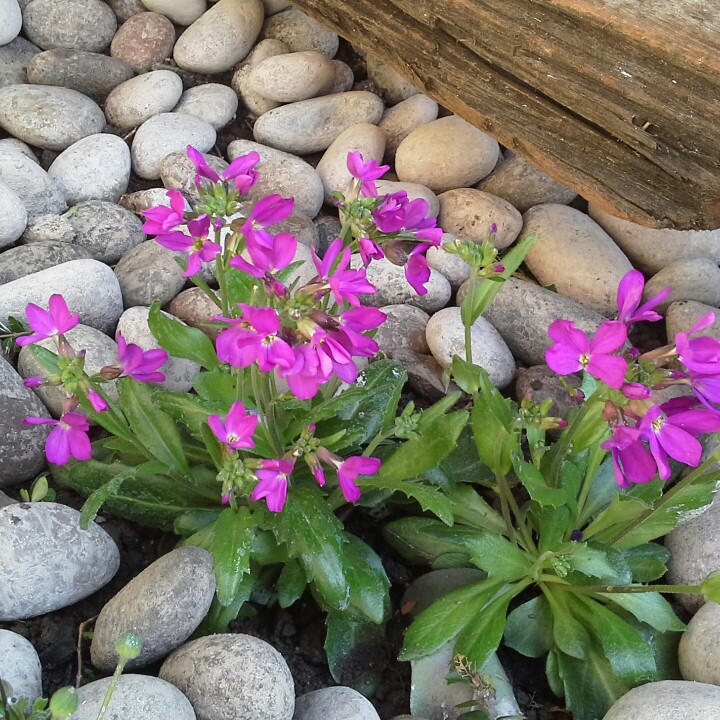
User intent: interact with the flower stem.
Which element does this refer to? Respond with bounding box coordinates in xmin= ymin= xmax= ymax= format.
xmin=560 ymin=582 xmax=701 ymax=595
xmin=95 ymin=659 xmax=126 ymax=719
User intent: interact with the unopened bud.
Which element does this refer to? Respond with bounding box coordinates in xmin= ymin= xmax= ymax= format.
xmin=115 ymin=631 xmax=143 ymax=661
xmin=49 ymin=686 xmax=79 ymax=717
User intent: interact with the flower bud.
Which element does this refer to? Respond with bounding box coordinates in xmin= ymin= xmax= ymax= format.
xmin=115 ymin=630 xmax=144 ymax=661
xmin=49 ymin=686 xmax=79 ymax=717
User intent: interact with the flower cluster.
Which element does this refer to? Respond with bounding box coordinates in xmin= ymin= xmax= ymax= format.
xmin=545 ymin=270 xmax=720 ymax=487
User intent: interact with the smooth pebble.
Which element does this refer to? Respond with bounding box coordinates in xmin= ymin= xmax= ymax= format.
xmin=260 ymin=8 xmax=338 ymax=56
xmin=173 ymin=84 xmax=238 ymax=130
xmin=105 ymin=70 xmax=184 ymax=130
xmin=110 ymin=11 xmax=176 ymax=72
xmin=0 ymin=630 xmax=41 ymax=705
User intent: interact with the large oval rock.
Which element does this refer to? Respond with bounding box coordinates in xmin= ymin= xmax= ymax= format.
xmin=249 ymin=50 xmax=335 ymax=102
xmin=48 ymin=134 xmax=131 ymax=204
xmin=173 ymin=84 xmax=238 ymax=130
xmin=227 ymin=139 xmax=323 ymax=218
xmin=21 ymin=213 xmax=75 ymax=244
xmin=426 ymin=306 xmax=515 ymax=387
xmin=22 ymin=0 xmax=117 ymax=52
xmin=316 ymin=122 xmax=386 ymax=203
xmin=643 ymin=257 xmax=720 ymax=313
xmin=0 ymin=85 xmax=105 ymax=151
xmin=159 ymin=634 xmax=295 ymax=720
xmin=0 ymin=180 xmax=26 ymax=248
xmin=105 ymin=70 xmax=184 ymax=130
xmin=253 ymin=91 xmax=384 ymax=155
xmin=602 ymin=680 xmax=720 ymax=720
xmin=0 ymin=630 xmax=42 ymax=706
xmin=438 ymin=188 xmax=522 ymax=248
xmin=26 ymin=49 xmax=134 ymax=102
xmin=373 ymin=304 xmax=430 ymax=356
xmin=140 ymin=0 xmax=206 ymax=25
xmin=18 ymin=323 xmax=119 ymax=416
xmin=131 ymin=113 xmax=216 ymax=180
xmin=0 ymin=148 xmax=66 ymax=219
xmin=115 ymin=306 xmax=199 ymax=392
xmin=294 ymin=688 xmax=379 ymax=720
xmin=0 ymin=37 xmax=41 ymax=88
xmin=173 ymin=0 xmax=264 ymax=74
xmin=521 ymin=204 xmax=633 ymax=316
xmin=0 ymin=0 xmax=22 ymax=46
xmin=231 ymin=38 xmax=288 ymax=118
xmin=395 ymin=116 xmax=500 ymax=193
xmin=679 ymin=601 xmax=720 ymax=684
xmin=0 ymin=355 xmax=49 ymax=487
xmin=166 ymin=288 xmax=222 ymax=340
xmin=73 ymin=675 xmax=197 ymax=720
xmin=0 ymin=242 xmax=91 ymax=284
xmin=260 ymin=8 xmax=338 ymax=56
xmin=114 ymin=241 xmax=185 ymax=308
xmin=0 ymin=502 xmax=119 ymax=620
xmin=589 ymin=203 xmax=720 ymax=274
xmin=91 ymin=547 xmax=215 ymax=671
xmin=0 ymin=259 xmax=122 ymax=333
xmin=110 ymin=11 xmax=175 ymax=72
xmin=379 ymin=94 xmax=439 ymax=162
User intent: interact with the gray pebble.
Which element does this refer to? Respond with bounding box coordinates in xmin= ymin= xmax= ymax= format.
xmin=666 ymin=301 xmax=720 ymax=343
xmin=105 ymin=0 xmax=146 ymax=21
xmin=426 ymin=243 xmax=471 ymax=291
xmin=679 ymin=602 xmax=720 ymax=684
xmin=106 ymin=70 xmax=184 ymax=130
xmin=373 ymin=304 xmax=430 ymax=356
xmin=0 ymin=138 xmax=36 ymax=160
xmin=231 ymin=38 xmax=288 ymax=118
xmin=0 ymin=37 xmax=40 ymax=88
xmin=0 ymin=0 xmax=21 ymax=46
xmin=0 ymin=629 xmax=42 ymax=706
xmin=140 ymin=0 xmax=206 ymax=25
xmin=0 ymin=148 xmax=66 ymax=219
xmin=249 ymin=50 xmax=335 ymax=102
xmin=159 ymin=150 xmax=227 ymax=206
xmin=0 ymin=242 xmax=91 ymax=284
xmin=516 ymin=364 xmax=582 ymax=417
xmin=366 ymin=54 xmax=418 ymax=105
xmin=294 ymin=687 xmax=379 ymax=720
xmin=644 ymin=257 xmax=720 ymax=313
xmin=379 ymin=94 xmax=439 ymax=162
xmin=0 ymin=181 xmax=26 ymax=248
xmin=391 ymin=348 xmax=459 ymax=402
xmin=173 ymin=84 xmax=238 ymax=130
xmin=0 ymin=502 xmax=119 ymax=620
xmin=603 ymin=680 xmax=720 ymax=720
xmin=260 ymin=8 xmax=338 ymax=56
xmin=21 ymin=213 xmax=75 ymax=243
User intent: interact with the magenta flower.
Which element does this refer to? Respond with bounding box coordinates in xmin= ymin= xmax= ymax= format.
xmin=346 ymin=151 xmax=390 ymax=196
xmin=621 ymin=382 xmax=652 ymax=400
xmin=208 ymin=401 xmax=258 ymax=450
xmin=372 ymin=192 xmax=413 ymax=233
xmin=601 ymin=425 xmax=657 ymax=488
xmin=141 ymin=189 xmax=186 ymax=235
xmin=616 ymin=270 xmax=670 ymax=325
xmin=312 ymin=238 xmax=376 ymax=307
xmin=116 ymin=332 xmax=168 ymax=383
xmin=16 ymin=294 xmax=79 ymax=347
xmin=676 ymin=312 xmax=720 ymax=374
xmin=404 ymin=252 xmax=432 ymax=295
xmin=336 ymin=456 xmax=381 ymax=503
xmin=638 ymin=398 xmax=720 ymax=480
xmin=242 ymin=194 xmax=294 ymax=247
xmin=24 ymin=376 xmax=44 ymax=388
xmin=358 ymin=236 xmax=384 ymax=265
xmin=251 ymin=458 xmax=294 ymax=512
xmin=545 ymin=320 xmax=628 ymax=388
xmin=312 ymin=329 xmax=358 ymax=384
xmin=689 ymin=373 xmax=720 ymax=411
xmin=278 ymin=345 xmax=328 ymax=400
xmin=187 ymin=146 xmax=260 ymax=193
xmin=230 ymin=231 xmax=297 ymax=277
xmin=23 ymin=412 xmax=91 ymax=465
xmin=155 ymin=215 xmax=221 ymax=277
xmin=87 ymin=389 xmax=108 ymax=413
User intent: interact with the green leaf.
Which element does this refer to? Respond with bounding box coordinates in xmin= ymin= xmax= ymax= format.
xmin=359 ymin=475 xmax=454 ymax=525
xmin=277 ymin=560 xmax=307 ymax=608
xmin=470 ymin=380 xmax=518 ymax=477
xmin=148 ymin=302 xmax=219 ymax=370
xmin=504 ymin=595 xmax=554 ymax=658
xmin=341 ymin=535 xmax=390 ymax=624
xmin=273 ymin=485 xmax=348 ymax=612
xmin=579 ymin=455 xmax=620 ymax=522
xmin=512 ymin=453 xmax=571 ymax=508
xmin=29 ymin=475 xmax=49 ymax=502
xmin=566 ymin=543 xmax=632 ymax=584
xmin=174 ymin=508 xmax=221 ymax=536
xmin=399 ymin=577 xmax=505 ymax=661
xmin=600 ymin=592 xmax=685 ymax=632
xmin=700 ymin=571 xmax=720 ymax=604
xmin=209 ymin=507 xmax=255 ymax=606
xmin=117 ymin=378 xmax=191 ymax=476
xmin=619 ymin=543 xmax=670 ymax=582
xmin=79 ymin=473 xmax=128 ymax=529
xmin=582 ymin=495 xmax=652 ymax=542
xmin=449 ymin=484 xmax=506 ymax=535
xmin=225 ymin=267 xmax=261 ymax=305
xmin=543 ymin=587 xmax=590 ymax=659
xmin=197 ymin=565 xmax=257 ymax=634
xmin=27 ymin=344 xmax=60 ymax=374
xmin=193 ymin=368 xmax=238 ymax=403
xmin=535 ymin=505 xmax=573 ymax=553
xmin=325 ymin=613 xmax=387 ymax=696
xmin=451 ymin=356 xmax=485 ymax=395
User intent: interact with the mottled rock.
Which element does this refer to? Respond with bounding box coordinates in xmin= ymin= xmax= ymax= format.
xmin=426 ymin=306 xmax=515 ymax=387
xmin=116 ymin=306 xmax=200 ymax=392
xmin=22 ymin=0 xmax=117 ymax=52
xmin=602 ymin=680 xmax=720 ymax=720
xmin=92 ymin=547 xmax=215 ymax=671
xmin=132 ymin=113 xmax=216 ymax=180
xmin=48 ymin=134 xmax=131 ymax=204
xmin=643 ymin=257 xmax=720 ymax=313
xmin=174 ymin=0 xmax=264 ymax=74
xmin=426 ymin=242 xmax=470 ymax=290
xmin=589 ymin=203 xmax=720 ymax=274
xmin=114 ymin=241 xmax=185 ymax=308
xmin=366 ymin=54 xmax=418 ymax=105
xmin=0 ymin=181 xmax=26 ymax=248
xmin=73 ymin=675 xmax=197 ymax=720
xmin=159 ymin=150 xmax=227 ymax=205
xmin=379 ymin=94 xmax=439 ymax=162
xmin=0 ymin=259 xmax=123 ymax=334
xmin=391 ymin=348 xmax=457 ymax=402
xmin=166 ymin=287 xmax=221 ymax=339
xmin=260 ymin=8 xmax=338 ymax=56
xmin=21 ymin=213 xmax=74 ymax=243
xmin=316 ymin=122 xmax=385 ymax=203
xmin=0 ymin=149 xmax=65 ymax=220
xmin=0 ymin=491 xmax=16 ymax=508
xmin=140 ymin=0 xmax=206 ymax=25
xmin=374 ymin=179 xmax=439 ymax=217
xmin=0 ymin=355 xmax=49 ymax=487
xmin=374 ymin=304 xmax=430 ymax=356
xmin=110 ymin=12 xmax=175 ymax=72
xmin=253 ymin=91 xmax=384 ymax=155
xmin=0 ymin=242 xmax=91 ymax=284
xmin=666 ymin=301 xmax=720 ymax=343
xmin=173 ymin=84 xmax=238 ymax=130
xmin=294 ymin=687 xmax=379 ymax=720
xmin=230 ymin=38 xmax=288 ymax=118
xmin=227 ymin=139 xmax=323 ymax=218
xmin=0 ymin=0 xmax=22 ymax=46
xmin=18 ymin=323 xmax=119 ymax=416
xmin=159 ymin=634 xmax=294 ymax=720
xmin=26 ymin=49 xmax=133 ymax=102
xmin=0 ymin=502 xmax=119 ymax=620
xmin=395 ymin=116 xmax=500 ymax=193
xmin=438 ymin=188 xmax=522 ymax=248
xmin=0 ymin=630 xmax=42 ymax=706
xmin=105 ymin=70 xmax=184 ymax=130
xmin=0 ymin=37 xmax=40 ymax=88
xmin=249 ymin=50 xmax=335 ymax=102
xmin=106 ymin=0 xmax=146 ymax=21
xmin=515 ymin=365 xmax=582 ymax=418
xmin=477 ymin=152 xmax=576 ymax=213
xmin=270 ymin=211 xmax=318 ymax=249
xmin=0 ymin=85 xmax=105 ymax=151
xmin=522 ymin=204 xmax=633 ymax=316
xmin=120 ymin=187 xmax=190 ymax=215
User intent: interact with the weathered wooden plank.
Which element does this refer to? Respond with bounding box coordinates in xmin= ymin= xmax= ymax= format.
xmin=290 ymin=0 xmax=720 ymax=229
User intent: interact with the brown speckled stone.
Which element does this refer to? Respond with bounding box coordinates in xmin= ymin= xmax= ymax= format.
xmin=110 ymin=12 xmax=176 ymax=72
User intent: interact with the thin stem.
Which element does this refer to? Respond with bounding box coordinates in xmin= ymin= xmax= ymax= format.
xmin=96 ymin=659 xmax=126 ymax=719
xmin=547 ymin=397 xmax=597 ymax=487
xmin=215 ymin=253 xmax=230 ymax=318
xmin=559 ymin=582 xmax=701 ymax=595
xmin=494 ymin=471 xmax=536 ymax=552
xmin=575 ymin=444 xmax=606 ymax=526
xmin=363 ymin=429 xmax=392 ymax=457
xmin=462 ymin=276 xmax=476 ymax=364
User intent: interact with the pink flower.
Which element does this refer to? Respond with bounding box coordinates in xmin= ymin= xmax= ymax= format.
xmin=24 ymin=376 xmax=44 ymax=388
xmin=358 ymin=236 xmax=384 ymax=265
xmin=621 ymin=382 xmax=652 ymax=400
xmin=16 ymin=294 xmax=79 ymax=347
xmin=337 ymin=456 xmax=381 ymax=503
xmin=87 ymin=389 xmax=108 ymax=413
xmin=312 ymin=238 xmax=376 ymax=307
xmin=23 ymin=412 xmax=91 ymax=465
xmin=312 ymin=329 xmax=358 ymax=384
xmin=676 ymin=312 xmax=720 ymax=374
xmin=346 ymin=151 xmax=390 ymax=196
xmin=116 ymin=332 xmax=168 ymax=383
xmin=404 ymin=252 xmax=432 ymax=295
xmin=230 ymin=231 xmax=297 ymax=277
xmin=242 ymin=194 xmax=294 ymax=247
xmin=155 ymin=215 xmax=221 ymax=277
xmin=601 ymin=424 xmax=657 ymax=488
xmin=278 ymin=345 xmax=328 ymax=400
xmin=616 ymin=269 xmax=670 ymax=324
xmin=141 ymin=189 xmax=186 ymax=235
xmin=545 ymin=320 xmax=628 ymax=388
xmin=251 ymin=458 xmax=294 ymax=512
xmin=187 ymin=146 xmax=260 ymax=193
xmin=207 ymin=401 xmax=258 ymax=450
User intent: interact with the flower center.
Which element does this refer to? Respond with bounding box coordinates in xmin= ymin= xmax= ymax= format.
xmin=578 ymin=353 xmax=591 ymax=367
xmin=226 ymin=432 xmax=239 ymax=443
xmin=262 ymin=334 xmax=277 ymax=346
xmin=651 ymin=416 xmax=665 ymax=433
